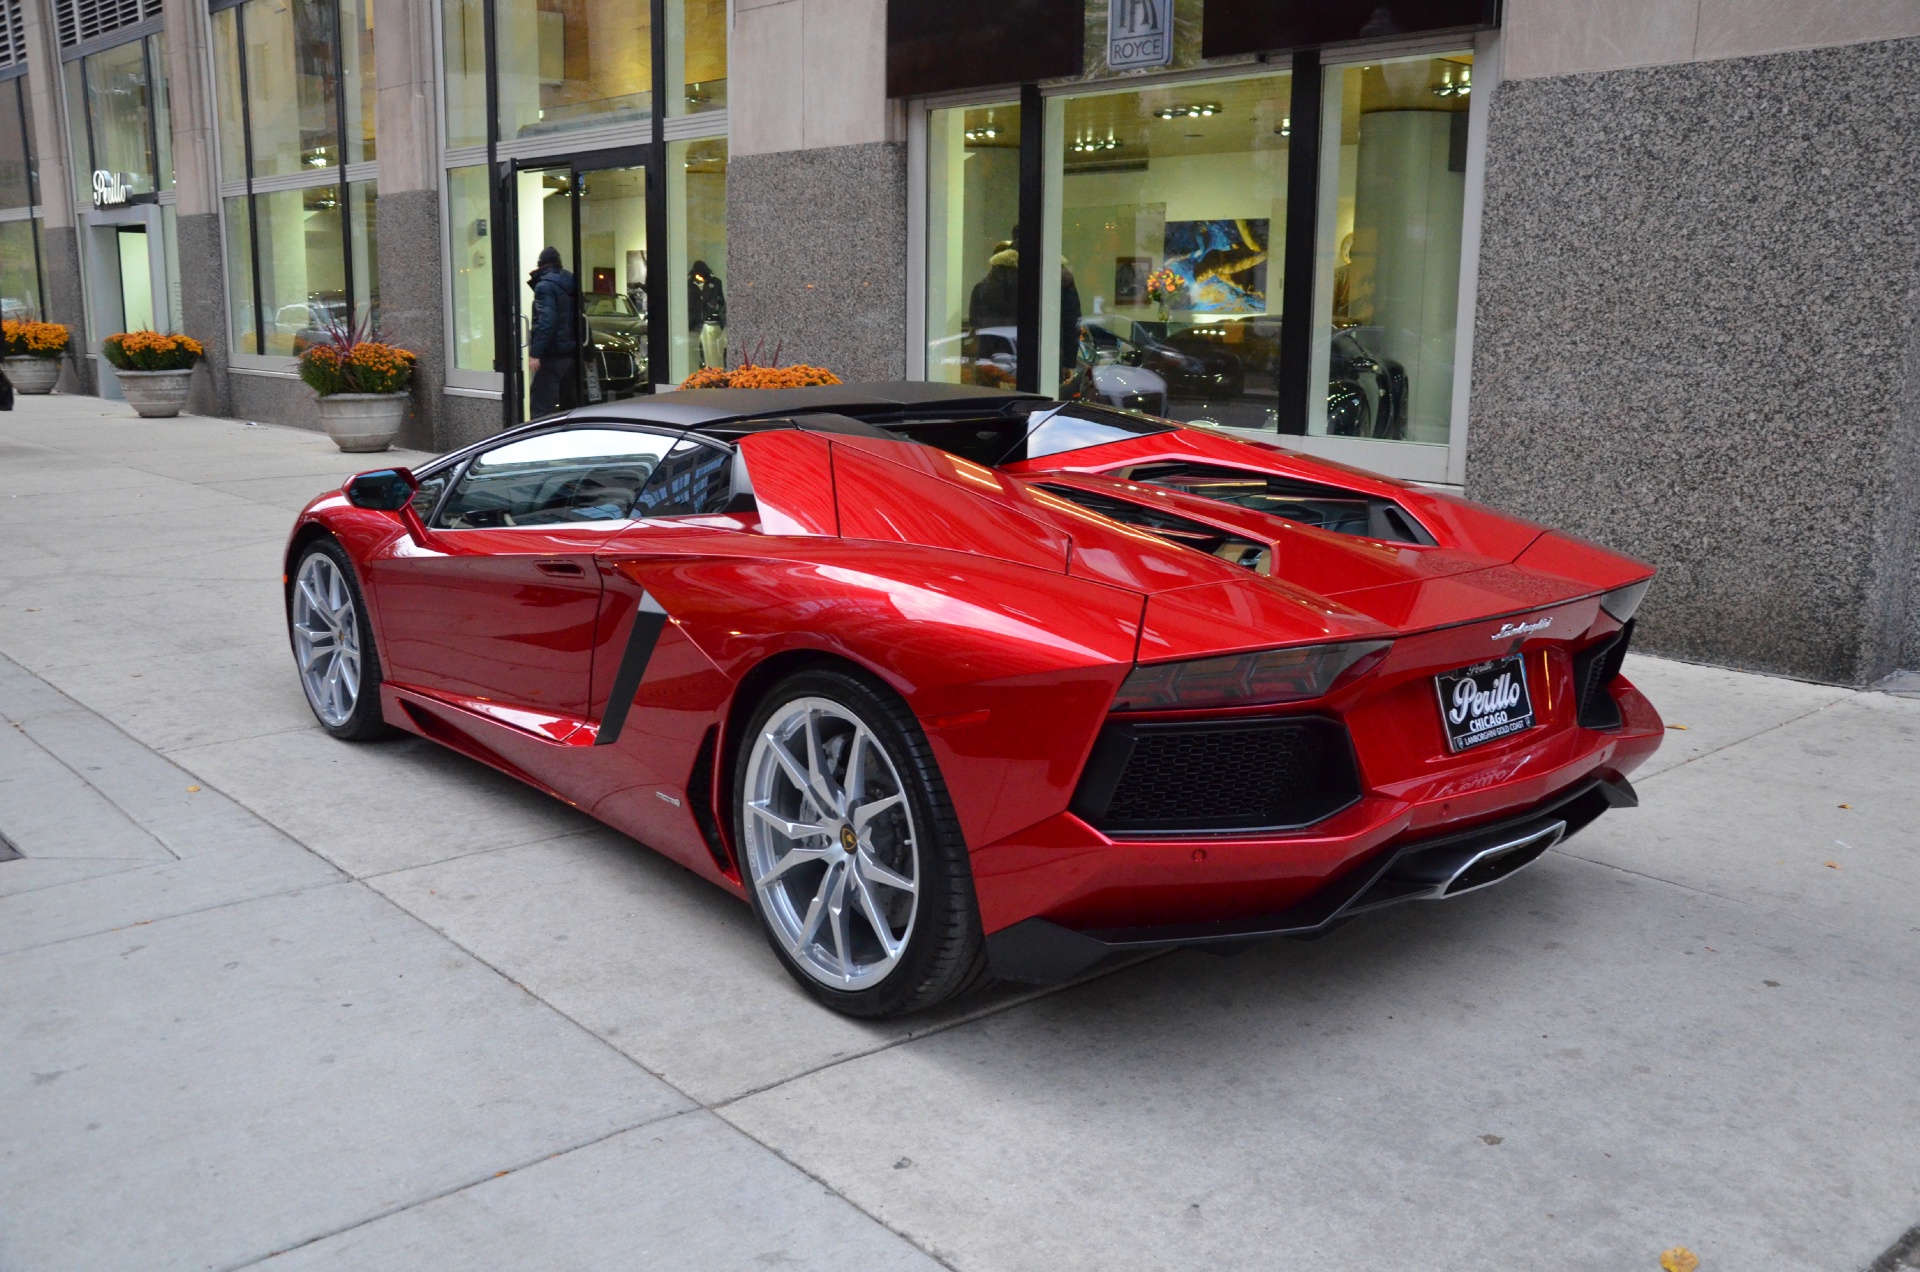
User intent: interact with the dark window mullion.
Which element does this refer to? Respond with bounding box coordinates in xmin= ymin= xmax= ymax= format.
xmin=644 ymin=0 xmax=665 ymax=389
xmin=326 ymin=0 xmax=354 ymax=331
xmin=1013 ymin=81 xmax=1042 ymax=395
xmin=233 ymin=2 xmax=266 ymax=354
xmin=139 ymin=34 xmax=158 ymax=196
xmin=1275 ymin=49 xmax=1323 ymax=435
xmin=19 ymin=77 xmax=45 ymax=317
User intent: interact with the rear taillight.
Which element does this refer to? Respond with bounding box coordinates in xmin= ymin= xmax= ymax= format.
xmin=1112 ymin=640 xmax=1392 ymax=712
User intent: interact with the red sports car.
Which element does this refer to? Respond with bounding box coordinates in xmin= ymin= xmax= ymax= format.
xmin=285 ymin=384 xmax=1661 ymax=1017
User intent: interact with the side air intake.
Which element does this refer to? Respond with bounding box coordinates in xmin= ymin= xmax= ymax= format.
xmin=1570 ymin=619 xmax=1634 ymax=730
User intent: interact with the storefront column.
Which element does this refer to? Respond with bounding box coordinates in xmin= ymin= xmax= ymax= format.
xmin=164 ymin=0 xmax=231 ymax=417
xmin=20 ymin=0 xmax=91 ymax=393
xmin=727 ymin=0 xmax=907 ymax=380
xmin=373 ymin=0 xmax=459 ymax=448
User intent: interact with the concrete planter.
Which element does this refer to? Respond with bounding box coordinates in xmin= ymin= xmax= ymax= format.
xmin=316 ymin=392 xmax=409 ymax=453
xmin=3 ymin=356 xmax=61 ymax=395
xmin=113 ymin=368 xmax=195 ymax=418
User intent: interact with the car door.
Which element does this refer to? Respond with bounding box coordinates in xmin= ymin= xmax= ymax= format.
xmin=368 ymin=425 xmax=687 ymax=719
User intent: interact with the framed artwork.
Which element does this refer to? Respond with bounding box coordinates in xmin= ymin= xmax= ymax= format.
xmin=1162 ymin=218 xmax=1269 ymax=313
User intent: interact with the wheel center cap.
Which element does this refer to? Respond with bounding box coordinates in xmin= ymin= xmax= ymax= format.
xmin=839 ymin=825 xmax=858 ymax=853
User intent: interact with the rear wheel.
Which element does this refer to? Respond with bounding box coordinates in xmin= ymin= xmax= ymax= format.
xmin=736 ymin=668 xmax=986 ymax=1017
xmin=290 ymin=538 xmax=390 ymax=740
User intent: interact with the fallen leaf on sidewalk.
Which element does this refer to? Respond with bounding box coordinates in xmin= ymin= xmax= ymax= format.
xmin=186 ymin=785 xmax=200 ymax=793
xmin=1660 ymin=1249 xmax=1699 ymax=1272
xmin=1666 ymin=724 xmax=1689 ymax=730
xmin=1838 ymin=804 xmax=1851 ymax=809
xmin=1823 ymin=861 xmax=1841 ymax=870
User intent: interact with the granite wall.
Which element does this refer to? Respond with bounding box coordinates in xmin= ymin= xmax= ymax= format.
xmin=175 ymin=212 xmax=232 ymax=418
xmin=38 ymin=226 xmax=94 ymax=396
xmin=726 ymin=141 xmax=908 ymax=380
xmin=371 ymin=188 xmax=444 ymax=451
xmin=1467 ymin=38 xmax=1920 ymax=685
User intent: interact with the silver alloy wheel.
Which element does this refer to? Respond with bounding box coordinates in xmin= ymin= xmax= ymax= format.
xmin=742 ymin=696 xmax=921 ymax=991
xmin=291 ymin=551 xmax=362 ymax=729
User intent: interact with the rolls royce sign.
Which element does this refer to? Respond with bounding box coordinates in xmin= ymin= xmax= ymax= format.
xmin=1108 ymin=0 xmax=1173 ymax=70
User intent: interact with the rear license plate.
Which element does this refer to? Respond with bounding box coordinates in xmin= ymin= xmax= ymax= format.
xmin=1434 ymin=654 xmax=1537 ymax=752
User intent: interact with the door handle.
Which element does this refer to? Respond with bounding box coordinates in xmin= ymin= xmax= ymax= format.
xmin=536 ymin=560 xmax=585 ymax=577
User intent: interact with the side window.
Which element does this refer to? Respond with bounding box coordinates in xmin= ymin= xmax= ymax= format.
xmin=435 ymin=428 xmax=678 ymax=529
xmin=633 ymin=439 xmax=734 ymax=517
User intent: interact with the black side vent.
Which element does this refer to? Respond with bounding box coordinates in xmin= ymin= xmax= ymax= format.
xmin=686 ymin=726 xmax=732 ymax=873
xmin=1571 ymin=620 xmax=1634 ymax=731
xmin=1120 ymin=461 xmax=1437 ymax=545
xmin=1038 ymin=483 xmax=1272 ymax=574
xmin=1070 ymin=715 xmax=1361 ymax=836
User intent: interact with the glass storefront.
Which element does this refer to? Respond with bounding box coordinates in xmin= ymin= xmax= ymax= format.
xmin=441 ymin=0 xmax=727 ymax=416
xmin=1049 ymin=71 xmax=1291 ymax=427
xmin=1309 ymin=51 xmax=1471 ymax=447
xmin=917 ymin=38 xmax=1486 ymax=481
xmin=923 ymin=100 xmax=1021 ymax=389
xmin=212 ymin=0 xmax=379 ymax=357
xmin=62 ymin=33 xmax=180 ymax=345
xmin=0 ymin=72 xmax=43 ymax=321
xmin=667 ymin=137 xmax=726 ymax=382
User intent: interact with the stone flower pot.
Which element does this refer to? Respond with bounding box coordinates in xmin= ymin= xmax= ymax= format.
xmin=114 ymin=367 xmax=195 ymax=418
xmin=3 ymin=356 xmax=61 ymax=395
xmin=316 ymin=392 xmax=409 ymax=453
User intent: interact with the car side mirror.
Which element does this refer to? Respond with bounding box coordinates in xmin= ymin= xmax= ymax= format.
xmin=345 ymin=467 xmax=417 ymax=511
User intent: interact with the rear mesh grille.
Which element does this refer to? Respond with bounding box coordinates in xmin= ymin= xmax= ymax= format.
xmin=1571 ymin=620 xmax=1634 ymax=730
xmin=1072 ymin=715 xmax=1361 ymax=835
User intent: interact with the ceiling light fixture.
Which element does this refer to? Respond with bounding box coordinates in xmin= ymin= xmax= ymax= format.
xmin=1432 ymin=66 xmax=1472 ymax=98
xmin=963 ymin=124 xmax=1001 ymax=142
xmin=1275 ymin=116 xmax=1292 ymax=138
xmin=1070 ymin=134 xmax=1122 ymax=154
xmin=1154 ymin=102 xmax=1221 ymax=121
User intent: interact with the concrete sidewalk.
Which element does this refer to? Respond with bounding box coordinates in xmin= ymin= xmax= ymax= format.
xmin=2 ymin=395 xmax=1916 ymax=1271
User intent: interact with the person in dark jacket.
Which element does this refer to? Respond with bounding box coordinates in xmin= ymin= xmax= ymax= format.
xmin=968 ymin=239 xmax=1019 ymax=332
xmin=527 ymin=246 xmax=579 ymax=415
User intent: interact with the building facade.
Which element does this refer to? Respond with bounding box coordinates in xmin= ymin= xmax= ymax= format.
xmin=2 ymin=0 xmax=1916 ymax=686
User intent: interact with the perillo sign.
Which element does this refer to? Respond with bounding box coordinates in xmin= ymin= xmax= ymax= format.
xmin=91 ymin=170 xmax=133 ymax=208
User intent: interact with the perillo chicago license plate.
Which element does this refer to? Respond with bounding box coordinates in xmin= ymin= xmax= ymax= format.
xmin=1434 ymin=654 xmax=1537 ymax=752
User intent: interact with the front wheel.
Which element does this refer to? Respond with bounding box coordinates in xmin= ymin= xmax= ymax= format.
xmin=289 ymin=538 xmax=391 ymax=740
xmin=735 ymin=668 xmax=987 ymax=1017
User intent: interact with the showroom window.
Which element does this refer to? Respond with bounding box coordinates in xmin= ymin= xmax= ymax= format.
xmin=1043 ymin=71 xmax=1292 ymax=427
xmin=1307 ymin=52 xmax=1472 ymax=449
xmin=0 ymin=65 xmax=44 ymax=321
xmin=911 ymin=19 xmax=1494 ymax=485
xmin=923 ymin=99 xmax=1021 ymax=390
xmin=440 ymin=0 xmax=728 ymax=416
xmin=212 ymin=0 xmax=378 ymax=359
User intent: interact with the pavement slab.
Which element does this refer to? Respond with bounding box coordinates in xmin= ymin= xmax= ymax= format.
xmin=3 ymin=396 xmax=1918 ymax=1271
xmin=263 ymin=1110 xmax=945 ymax=1272
xmin=0 ymin=882 xmax=691 ymax=1272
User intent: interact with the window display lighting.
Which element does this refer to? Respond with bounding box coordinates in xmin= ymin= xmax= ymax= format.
xmin=1070 ymin=134 xmax=1121 ymax=153
xmin=963 ymin=123 xmax=1000 ymax=142
xmin=1432 ymin=66 xmax=1471 ymax=97
xmin=1153 ymin=102 xmax=1221 ymax=120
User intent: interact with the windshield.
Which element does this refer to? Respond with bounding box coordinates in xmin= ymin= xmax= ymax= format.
xmin=583 ymin=294 xmax=638 ymax=317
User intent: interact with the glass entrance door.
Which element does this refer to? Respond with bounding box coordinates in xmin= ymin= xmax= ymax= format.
xmin=116 ymin=227 xmax=154 ymax=332
xmin=508 ymin=156 xmax=651 ymax=422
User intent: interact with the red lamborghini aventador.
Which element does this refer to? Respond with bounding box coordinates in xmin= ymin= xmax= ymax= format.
xmin=284 ymin=384 xmax=1661 ymax=1016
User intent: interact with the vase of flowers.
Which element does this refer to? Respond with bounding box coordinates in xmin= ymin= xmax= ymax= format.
xmin=1 ymin=320 xmax=70 ymax=394
xmin=299 ymin=325 xmax=417 ymax=452
xmin=1144 ymin=267 xmax=1186 ymax=325
xmin=103 ymin=331 xmax=205 ymax=418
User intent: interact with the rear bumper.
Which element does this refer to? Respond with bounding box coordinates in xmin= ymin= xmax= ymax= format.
xmin=986 ymin=775 xmax=1636 ymax=985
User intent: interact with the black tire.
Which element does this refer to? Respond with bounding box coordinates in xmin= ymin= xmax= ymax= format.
xmin=734 ymin=666 xmax=988 ymax=1018
xmin=288 ymin=536 xmax=393 ymax=741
